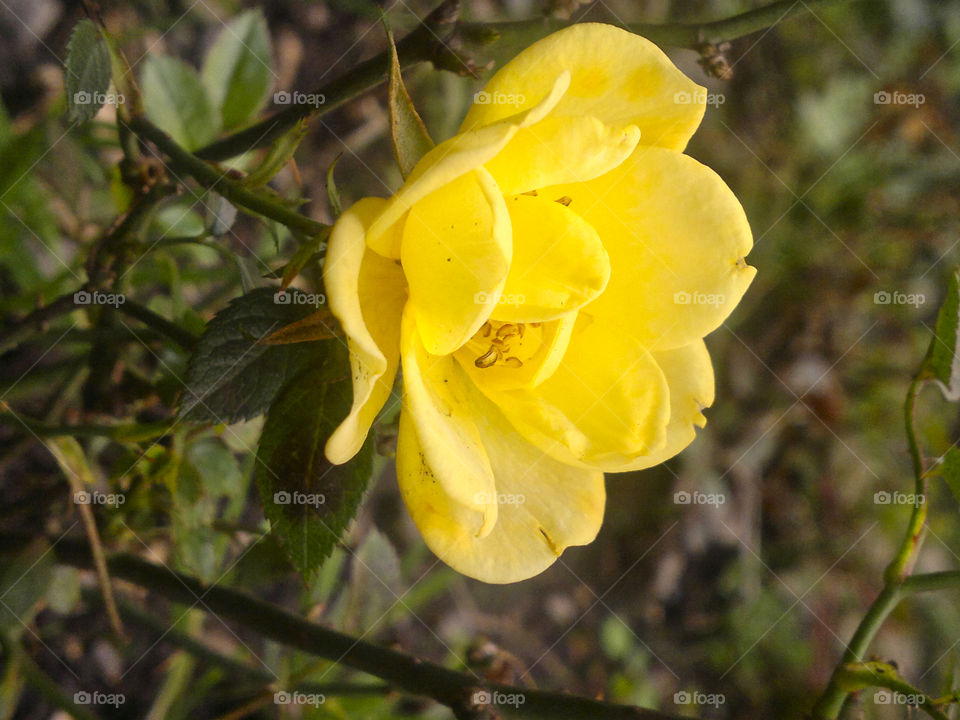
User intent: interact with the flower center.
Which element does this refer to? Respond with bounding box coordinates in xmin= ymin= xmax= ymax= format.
xmin=468 ymin=320 xmax=542 ymax=370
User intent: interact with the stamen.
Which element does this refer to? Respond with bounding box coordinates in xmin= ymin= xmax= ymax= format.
xmin=475 ymin=347 xmax=500 ymax=368
xmin=555 ymin=196 xmax=572 ymax=207
xmin=502 ymin=357 xmax=523 ymax=368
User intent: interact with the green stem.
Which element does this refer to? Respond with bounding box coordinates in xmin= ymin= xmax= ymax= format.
xmin=125 ymin=116 xmax=326 ymax=238
xmin=0 ymin=532 xmax=682 ymax=720
xmin=0 ymin=633 xmax=102 ymax=720
xmin=115 ymin=299 xmax=198 ymax=351
xmin=0 ymin=412 xmax=177 ymax=443
xmin=832 ymin=663 xmax=950 ymax=720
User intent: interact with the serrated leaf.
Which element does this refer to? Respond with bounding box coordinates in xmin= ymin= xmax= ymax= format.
xmin=142 ymin=55 xmax=219 ymax=151
xmin=940 ymin=446 xmax=960 ymax=506
xmin=178 ymin=288 xmax=329 ymax=424
xmin=255 ymin=349 xmax=373 ymax=575
xmin=386 ymin=25 xmax=433 ymax=177
xmin=65 ymin=20 xmax=112 ymax=123
xmin=202 ymin=9 xmax=273 ymax=131
xmin=927 ymin=267 xmax=960 ymax=401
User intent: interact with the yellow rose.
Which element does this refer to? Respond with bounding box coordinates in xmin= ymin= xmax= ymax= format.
xmin=323 ymin=23 xmax=755 ymax=583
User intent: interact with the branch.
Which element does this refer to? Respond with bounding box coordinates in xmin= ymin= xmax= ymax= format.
xmin=125 ymin=116 xmax=326 ymax=238
xmin=116 ymin=300 xmax=199 ymax=351
xmin=0 ymin=531 xmax=684 ymax=720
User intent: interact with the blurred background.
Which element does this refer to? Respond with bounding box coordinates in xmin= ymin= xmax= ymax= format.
xmin=1 ymin=0 xmax=960 ymax=718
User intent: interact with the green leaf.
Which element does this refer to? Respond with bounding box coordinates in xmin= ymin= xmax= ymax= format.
xmin=326 ymin=154 xmax=343 ymax=217
xmin=0 ymin=540 xmax=55 ymax=637
xmin=178 ymin=288 xmax=329 ymax=424
xmin=254 ymin=349 xmax=373 ymax=575
xmin=202 ymin=9 xmax=273 ymax=131
xmin=343 ymin=528 xmax=400 ymax=631
xmin=64 ymin=19 xmax=112 ymax=123
xmin=142 ymin=55 xmax=219 ymax=151
xmin=940 ymin=446 xmax=960 ymax=506
xmin=242 ymin=118 xmax=309 ymax=188
xmin=280 ymin=227 xmax=330 ymax=290
xmin=927 ymin=267 xmax=960 ymax=401
xmin=386 ymin=25 xmax=433 ymax=178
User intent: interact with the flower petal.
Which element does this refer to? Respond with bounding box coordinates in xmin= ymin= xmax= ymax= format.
xmin=324 ymin=197 xmax=407 ymax=464
xmin=483 ymin=115 xmax=640 ymax=196
xmin=491 ymin=193 xmax=610 ymax=324
xmin=461 ymin=23 xmax=705 ymax=151
xmin=366 ymin=72 xmax=570 ymax=258
xmin=402 ymin=167 xmax=512 ymax=356
xmin=547 ymin=145 xmax=756 ymax=351
xmin=397 ymin=392 xmax=605 ymax=584
xmin=400 ymin=304 xmax=498 ymax=535
xmin=595 ymin=339 xmax=715 ymax=472
xmin=487 ymin=314 xmax=670 ymax=467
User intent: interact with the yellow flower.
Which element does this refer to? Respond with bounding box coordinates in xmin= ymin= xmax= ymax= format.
xmin=323 ymin=23 xmax=755 ymax=583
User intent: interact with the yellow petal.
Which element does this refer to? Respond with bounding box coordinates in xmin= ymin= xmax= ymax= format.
xmin=483 ymin=115 xmax=640 ymax=196
xmin=366 ymin=72 xmax=570 ymax=258
xmin=461 ymin=23 xmax=705 ymax=151
xmin=486 ymin=314 xmax=670 ymax=467
xmin=546 ymin=145 xmax=756 ymax=351
xmin=595 ymin=340 xmax=715 ymax=472
xmin=402 ymin=168 xmax=511 ymax=356
xmin=324 ymin=197 xmax=407 ymax=464
xmin=399 ymin=304 xmax=498 ymax=535
xmin=397 ymin=391 xmax=605 ymax=584
xmin=491 ymin=193 xmax=610 ymax=324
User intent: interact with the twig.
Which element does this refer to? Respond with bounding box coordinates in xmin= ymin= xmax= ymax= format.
xmin=115 ymin=300 xmax=199 ymax=351
xmin=0 ymin=531 xmax=684 ymax=720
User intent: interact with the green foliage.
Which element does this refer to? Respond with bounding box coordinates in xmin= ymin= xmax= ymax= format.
xmin=201 ymin=9 xmax=273 ymax=131
xmin=386 ymin=26 xmax=434 ymax=177
xmin=142 ymin=55 xmax=220 ymax=150
xmin=0 ymin=541 xmax=55 ymax=637
xmin=927 ymin=267 xmax=960 ymax=400
xmin=64 ymin=20 xmax=112 ymax=123
xmin=939 ymin=447 xmax=960 ymax=507
xmin=178 ymin=288 xmax=331 ymax=424
xmin=254 ymin=347 xmax=374 ymax=576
